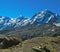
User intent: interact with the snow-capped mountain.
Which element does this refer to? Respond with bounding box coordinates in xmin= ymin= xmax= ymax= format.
xmin=0 ymin=16 xmax=16 ymax=30
xmin=0 ymin=15 xmax=31 ymax=30
xmin=30 ymin=9 xmax=59 ymax=25
xmin=0 ymin=9 xmax=60 ymax=30
xmin=15 ymin=15 xmax=31 ymax=27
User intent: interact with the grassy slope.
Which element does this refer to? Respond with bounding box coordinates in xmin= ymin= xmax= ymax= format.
xmin=0 ymin=36 xmax=60 ymax=52
xmin=22 ymin=37 xmax=60 ymax=52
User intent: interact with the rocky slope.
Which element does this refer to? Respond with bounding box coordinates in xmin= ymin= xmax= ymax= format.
xmin=0 ymin=35 xmax=22 ymax=49
xmin=0 ymin=36 xmax=60 ymax=52
xmin=0 ymin=24 xmax=60 ymax=40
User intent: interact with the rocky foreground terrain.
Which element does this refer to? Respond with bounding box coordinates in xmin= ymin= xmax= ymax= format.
xmin=0 ymin=35 xmax=60 ymax=52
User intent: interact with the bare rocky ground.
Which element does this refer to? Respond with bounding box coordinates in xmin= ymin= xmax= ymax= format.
xmin=0 ymin=36 xmax=60 ymax=52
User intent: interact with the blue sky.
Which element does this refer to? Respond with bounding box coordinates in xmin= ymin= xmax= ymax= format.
xmin=0 ymin=0 xmax=60 ymax=18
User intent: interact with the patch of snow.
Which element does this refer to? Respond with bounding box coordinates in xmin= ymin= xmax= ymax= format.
xmin=2 ymin=16 xmax=5 ymax=19
xmin=0 ymin=19 xmax=4 ymax=24
xmin=51 ymin=29 xmax=55 ymax=31
xmin=46 ymin=15 xmax=54 ymax=23
xmin=9 ymin=18 xmax=16 ymax=23
xmin=4 ymin=23 xmax=11 ymax=26
xmin=54 ymin=23 xmax=60 ymax=27
xmin=22 ymin=19 xmax=31 ymax=26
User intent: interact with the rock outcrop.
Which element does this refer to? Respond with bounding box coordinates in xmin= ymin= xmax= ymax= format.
xmin=0 ymin=35 xmax=21 ymax=49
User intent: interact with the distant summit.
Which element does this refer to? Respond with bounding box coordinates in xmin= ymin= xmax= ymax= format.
xmin=30 ymin=9 xmax=59 ymax=24
xmin=0 ymin=9 xmax=60 ymax=30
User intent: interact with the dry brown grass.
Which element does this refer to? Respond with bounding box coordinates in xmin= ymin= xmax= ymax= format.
xmin=0 ymin=36 xmax=60 ymax=52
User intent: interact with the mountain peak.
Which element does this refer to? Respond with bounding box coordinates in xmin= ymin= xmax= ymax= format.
xmin=42 ymin=9 xmax=54 ymax=14
xmin=0 ymin=9 xmax=60 ymax=30
xmin=30 ymin=10 xmax=59 ymax=24
xmin=44 ymin=9 xmax=50 ymax=12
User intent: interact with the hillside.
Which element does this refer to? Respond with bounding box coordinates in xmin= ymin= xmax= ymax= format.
xmin=0 ymin=24 xmax=60 ymax=40
xmin=0 ymin=36 xmax=60 ymax=52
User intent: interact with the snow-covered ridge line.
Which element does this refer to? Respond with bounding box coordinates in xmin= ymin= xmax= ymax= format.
xmin=0 ymin=9 xmax=60 ymax=30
